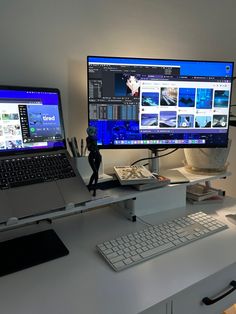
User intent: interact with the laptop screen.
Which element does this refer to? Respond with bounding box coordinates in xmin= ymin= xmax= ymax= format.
xmin=0 ymin=86 xmax=66 ymax=155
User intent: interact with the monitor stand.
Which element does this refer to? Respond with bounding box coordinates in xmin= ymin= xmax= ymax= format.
xmin=148 ymin=148 xmax=160 ymax=173
xmin=148 ymin=148 xmax=189 ymax=183
xmin=0 ymin=229 xmax=69 ymax=277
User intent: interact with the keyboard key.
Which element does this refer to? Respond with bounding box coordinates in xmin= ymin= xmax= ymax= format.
xmin=186 ymin=234 xmax=196 ymax=240
xmin=107 ymin=252 xmax=118 ymax=259
xmin=124 ymin=252 xmax=131 ymax=258
xmin=104 ymin=249 xmax=113 ymax=255
xmin=124 ymin=258 xmax=133 ymax=265
xmin=110 ymin=255 xmax=125 ymax=264
xmin=113 ymin=261 xmax=125 ymax=269
xmin=173 ymin=239 xmax=182 ymax=246
xmin=140 ymin=243 xmax=175 ymax=259
xmin=131 ymin=255 xmax=142 ymax=262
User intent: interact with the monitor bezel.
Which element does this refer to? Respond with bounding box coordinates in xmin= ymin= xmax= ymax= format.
xmin=87 ymin=55 xmax=234 ymax=149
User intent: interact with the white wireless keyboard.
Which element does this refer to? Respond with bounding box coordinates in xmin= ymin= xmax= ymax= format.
xmin=97 ymin=211 xmax=227 ymax=271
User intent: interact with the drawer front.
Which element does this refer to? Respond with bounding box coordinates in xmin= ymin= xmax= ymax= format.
xmin=139 ymin=299 xmax=169 ymax=314
xmin=172 ymin=262 xmax=236 ymax=314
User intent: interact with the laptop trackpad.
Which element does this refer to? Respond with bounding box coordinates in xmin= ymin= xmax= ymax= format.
xmin=7 ymin=182 xmax=65 ymax=219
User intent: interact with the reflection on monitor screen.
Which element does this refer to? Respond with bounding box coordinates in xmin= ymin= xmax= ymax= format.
xmin=87 ymin=56 xmax=234 ymax=148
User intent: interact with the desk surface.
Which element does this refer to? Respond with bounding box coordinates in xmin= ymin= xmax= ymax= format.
xmin=1 ymin=196 xmax=236 ymax=314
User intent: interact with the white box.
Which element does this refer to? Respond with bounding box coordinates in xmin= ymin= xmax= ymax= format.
xmin=119 ymin=184 xmax=187 ymax=217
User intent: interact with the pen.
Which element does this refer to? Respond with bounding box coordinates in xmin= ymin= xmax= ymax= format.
xmin=74 ymin=137 xmax=81 ymax=157
xmin=84 ymin=145 xmax=87 ymax=157
xmin=80 ymin=139 xmax=84 ymax=157
xmin=67 ymin=138 xmax=75 ymax=157
xmin=71 ymin=137 xmax=80 ymax=157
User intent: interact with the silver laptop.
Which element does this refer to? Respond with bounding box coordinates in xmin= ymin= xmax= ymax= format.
xmin=0 ymin=85 xmax=92 ymax=223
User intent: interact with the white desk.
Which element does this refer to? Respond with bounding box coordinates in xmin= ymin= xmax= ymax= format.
xmin=1 ymin=196 xmax=236 ymax=314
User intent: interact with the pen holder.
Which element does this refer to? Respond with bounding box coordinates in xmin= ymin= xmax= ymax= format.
xmin=75 ymin=156 xmax=104 ymax=184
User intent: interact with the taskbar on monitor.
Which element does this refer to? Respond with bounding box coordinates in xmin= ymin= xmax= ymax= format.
xmin=114 ymin=139 xmax=206 ymax=145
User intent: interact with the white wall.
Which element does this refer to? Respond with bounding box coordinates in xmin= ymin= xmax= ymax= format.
xmin=0 ymin=0 xmax=236 ymax=194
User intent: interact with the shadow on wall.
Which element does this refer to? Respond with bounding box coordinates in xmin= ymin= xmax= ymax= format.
xmin=68 ymin=58 xmax=88 ymax=140
xmin=102 ymin=148 xmax=185 ymax=174
xmin=159 ymin=149 xmax=185 ymax=170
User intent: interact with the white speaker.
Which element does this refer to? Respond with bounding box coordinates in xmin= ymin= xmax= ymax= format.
xmin=184 ymin=140 xmax=231 ymax=174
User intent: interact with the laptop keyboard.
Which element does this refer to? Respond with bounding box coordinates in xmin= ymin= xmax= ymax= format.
xmin=0 ymin=153 xmax=76 ymax=190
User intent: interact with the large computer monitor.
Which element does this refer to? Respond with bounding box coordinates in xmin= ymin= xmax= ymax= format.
xmin=87 ymin=56 xmax=234 ymax=149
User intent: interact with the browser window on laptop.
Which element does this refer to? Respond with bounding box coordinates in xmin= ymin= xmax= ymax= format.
xmin=0 ymin=86 xmax=91 ymax=223
xmin=0 ymin=87 xmax=65 ymax=153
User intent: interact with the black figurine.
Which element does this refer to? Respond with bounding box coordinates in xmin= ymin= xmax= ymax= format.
xmin=86 ymin=126 xmax=102 ymax=196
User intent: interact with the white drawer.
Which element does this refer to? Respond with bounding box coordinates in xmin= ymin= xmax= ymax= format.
xmin=139 ymin=299 xmax=169 ymax=314
xmin=172 ymin=261 xmax=236 ymax=314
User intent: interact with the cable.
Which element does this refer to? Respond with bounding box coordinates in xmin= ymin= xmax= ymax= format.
xmin=156 ymin=148 xmax=179 ymax=158
xmin=143 ymin=148 xmax=179 ymax=167
xmin=130 ymin=148 xmax=167 ymax=166
xmin=130 ymin=148 xmax=179 ymax=167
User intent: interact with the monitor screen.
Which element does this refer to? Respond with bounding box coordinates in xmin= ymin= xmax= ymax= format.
xmin=0 ymin=86 xmax=66 ymax=155
xmin=87 ymin=56 xmax=234 ymax=149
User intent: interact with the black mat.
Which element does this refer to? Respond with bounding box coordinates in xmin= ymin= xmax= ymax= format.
xmin=0 ymin=229 xmax=69 ymax=277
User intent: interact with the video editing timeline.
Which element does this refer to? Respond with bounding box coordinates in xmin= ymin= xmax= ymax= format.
xmin=89 ymin=101 xmax=138 ymax=121
xmin=0 ymin=89 xmax=64 ymax=152
xmin=88 ymin=63 xmax=179 ymax=121
xmin=88 ymin=56 xmax=233 ymax=147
